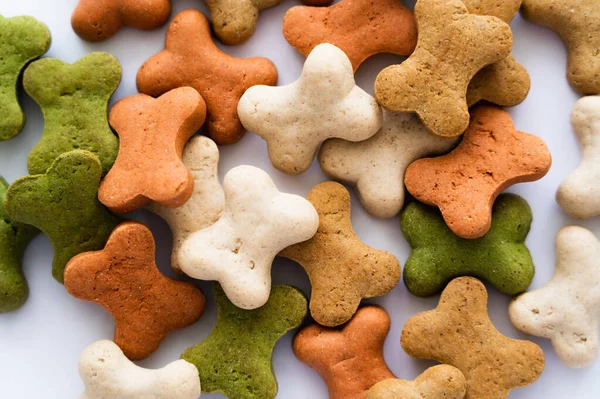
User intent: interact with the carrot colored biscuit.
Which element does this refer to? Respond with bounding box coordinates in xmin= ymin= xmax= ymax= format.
xmin=401 ymin=277 xmax=545 ymax=399
xmin=280 ymin=182 xmax=401 ymax=327
xmin=137 ymin=10 xmax=278 ymax=145
xmin=71 ymin=0 xmax=171 ymax=42
xmin=404 ymin=105 xmax=551 ymax=239
xmin=98 ymin=87 xmax=206 ymax=214
xmin=374 ymin=0 xmax=512 ymax=138
xmin=293 ymin=306 xmax=395 ymax=399
xmin=282 ymin=0 xmax=417 ymax=72
xmin=64 ymin=221 xmax=205 ymax=361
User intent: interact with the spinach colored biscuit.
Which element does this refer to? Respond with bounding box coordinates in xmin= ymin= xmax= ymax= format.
xmin=5 ymin=150 xmax=121 ymax=284
xmin=0 ymin=15 xmax=51 ymax=141
xmin=23 ymin=52 xmax=121 ymax=175
xmin=181 ymin=283 xmax=307 ymax=399
xmin=0 ymin=177 xmax=39 ymax=313
xmin=401 ymin=194 xmax=535 ymax=297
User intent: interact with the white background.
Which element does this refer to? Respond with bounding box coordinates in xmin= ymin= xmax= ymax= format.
xmin=0 ymin=0 xmax=598 ymax=398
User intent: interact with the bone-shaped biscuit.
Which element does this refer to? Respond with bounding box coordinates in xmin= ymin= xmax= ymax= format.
xmin=293 ymin=306 xmax=395 ymax=399
xmin=374 ymin=0 xmax=513 ymax=138
xmin=318 ymin=112 xmax=458 ymax=219
xmin=0 ymin=16 xmax=50 ymax=141
xmin=404 ymin=105 xmax=551 ymax=239
xmin=521 ymin=0 xmax=600 ymax=94
xmin=137 ymin=10 xmax=278 ymax=145
xmin=147 ymin=136 xmax=224 ymax=273
xmin=280 ymin=182 xmax=401 ymax=327
xmin=238 ymin=43 xmax=382 ymax=175
xmin=556 ymin=95 xmax=600 ymax=218
xmin=79 ymin=340 xmax=201 ymax=399
xmin=0 ymin=177 xmax=39 ymax=313
xmin=401 ymin=194 xmax=535 ymax=297
xmin=5 ymin=151 xmax=121 ymax=283
xmin=366 ymin=365 xmax=467 ymax=399
xmin=509 ymin=226 xmax=600 ymax=368
xmin=282 ymin=0 xmax=417 ymax=72
xmin=71 ymin=0 xmax=171 ymax=42
xmin=402 ymin=277 xmax=545 ymax=399
xmin=205 ymin=0 xmax=281 ymax=45
xmin=182 ymin=283 xmax=307 ymax=399
xmin=98 ymin=87 xmax=207 ymax=214
xmin=178 ymin=165 xmax=318 ymax=310
xmin=64 ymin=221 xmax=205 ymax=360
xmin=23 ymin=52 xmax=121 ymax=176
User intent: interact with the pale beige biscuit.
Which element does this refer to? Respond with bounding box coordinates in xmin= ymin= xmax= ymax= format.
xmin=374 ymin=0 xmax=512 ymax=138
xmin=510 ymin=226 xmax=600 ymax=368
xmin=79 ymin=340 xmax=201 ymax=399
xmin=178 ymin=165 xmax=318 ymax=310
xmin=238 ymin=43 xmax=382 ymax=175
xmin=319 ymin=112 xmax=457 ymax=219
xmin=556 ymin=95 xmax=600 ymax=218
xmin=366 ymin=365 xmax=467 ymax=399
xmin=148 ymin=136 xmax=224 ymax=273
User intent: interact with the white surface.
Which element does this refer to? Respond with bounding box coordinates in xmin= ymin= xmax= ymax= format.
xmin=0 ymin=1 xmax=597 ymax=398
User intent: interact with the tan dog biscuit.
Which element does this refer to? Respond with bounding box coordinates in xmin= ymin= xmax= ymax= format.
xmin=280 ymin=182 xmax=401 ymax=327
xmin=366 ymin=365 xmax=467 ymax=399
xmin=374 ymin=0 xmax=513 ymax=138
xmin=521 ymin=0 xmax=600 ymax=95
xmin=293 ymin=306 xmax=396 ymax=399
xmin=72 ymin=0 xmax=171 ymax=42
xmin=462 ymin=0 xmax=521 ymax=23
xmin=148 ymin=136 xmax=224 ymax=273
xmin=205 ymin=0 xmax=281 ymax=45
xmin=282 ymin=0 xmax=417 ymax=72
xmin=136 ymin=9 xmax=278 ymax=145
xmin=401 ymin=277 xmax=545 ymax=399
xmin=319 ymin=112 xmax=458 ymax=219
xmin=98 ymin=87 xmax=206 ymax=213
xmin=404 ymin=105 xmax=551 ymax=239
xmin=64 ymin=221 xmax=205 ymax=360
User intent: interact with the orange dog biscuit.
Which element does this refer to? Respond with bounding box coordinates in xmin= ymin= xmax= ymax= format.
xmin=404 ymin=105 xmax=551 ymax=239
xmin=282 ymin=0 xmax=417 ymax=72
xmin=98 ymin=87 xmax=206 ymax=214
xmin=293 ymin=306 xmax=395 ymax=399
xmin=136 ymin=10 xmax=278 ymax=145
xmin=64 ymin=221 xmax=205 ymax=360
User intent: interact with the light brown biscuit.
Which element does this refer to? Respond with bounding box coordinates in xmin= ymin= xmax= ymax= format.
xmin=366 ymin=365 xmax=467 ymax=399
xmin=293 ymin=306 xmax=396 ymax=399
xmin=64 ymin=221 xmax=205 ymax=360
xmin=374 ymin=0 xmax=512 ymax=138
xmin=279 ymin=182 xmax=400 ymax=327
xmin=521 ymin=0 xmax=600 ymax=94
xmin=401 ymin=277 xmax=545 ymax=399
xmin=204 ymin=0 xmax=281 ymax=45
xmin=98 ymin=87 xmax=206 ymax=214
xmin=136 ymin=9 xmax=278 ymax=145
xmin=71 ymin=0 xmax=171 ymax=42
xmin=404 ymin=105 xmax=551 ymax=239
xmin=462 ymin=0 xmax=521 ymax=25
xmin=282 ymin=0 xmax=417 ymax=72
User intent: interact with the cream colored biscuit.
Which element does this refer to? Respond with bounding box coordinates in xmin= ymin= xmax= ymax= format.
xmin=79 ymin=340 xmax=201 ymax=399
xmin=510 ymin=226 xmax=600 ymax=368
xmin=148 ymin=136 xmax=224 ymax=272
xmin=556 ymin=95 xmax=600 ymax=218
xmin=238 ymin=43 xmax=382 ymax=175
xmin=178 ymin=165 xmax=318 ymax=309
xmin=319 ymin=112 xmax=457 ymax=219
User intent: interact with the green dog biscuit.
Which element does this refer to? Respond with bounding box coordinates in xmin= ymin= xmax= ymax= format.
xmin=5 ymin=150 xmax=121 ymax=284
xmin=0 ymin=15 xmax=51 ymax=141
xmin=181 ymin=283 xmax=307 ymax=399
xmin=23 ymin=52 xmax=121 ymax=175
xmin=401 ymin=194 xmax=534 ymax=297
xmin=0 ymin=177 xmax=39 ymax=313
